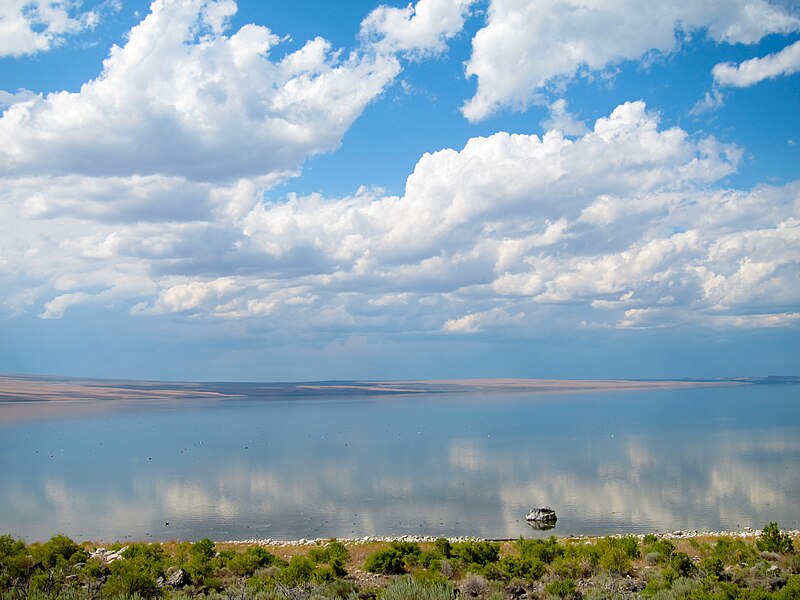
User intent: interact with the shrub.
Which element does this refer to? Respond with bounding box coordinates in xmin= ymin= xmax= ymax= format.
xmin=517 ymin=537 xmax=563 ymax=565
xmin=103 ymin=556 xmax=162 ymax=598
xmin=712 ymin=537 xmax=759 ymax=566
xmin=419 ymin=550 xmax=443 ymax=570
xmin=380 ymin=577 xmax=456 ymax=600
xmin=495 ymin=555 xmax=544 ymax=582
xmin=190 ymin=539 xmax=216 ymax=561
xmin=326 ymin=540 xmax=349 ymax=564
xmin=227 ymin=546 xmax=280 ymax=577
xmin=413 ymin=567 xmax=448 ymax=586
xmin=365 ymin=548 xmax=406 ymax=575
xmin=325 ymin=578 xmax=357 ymax=598
xmin=593 ymin=538 xmax=639 ymax=576
xmin=544 ymin=577 xmax=576 ymax=599
xmin=309 ymin=539 xmax=349 ymax=566
xmin=125 ymin=543 xmax=166 ymax=566
xmin=391 ymin=542 xmax=423 ymax=567
xmin=778 ymin=575 xmax=800 ymax=599
xmin=669 ymin=552 xmax=696 ymax=577
xmin=35 ymin=535 xmax=87 ymax=568
xmin=644 ymin=539 xmax=675 ymax=563
xmin=277 ymin=555 xmax=315 ymax=587
xmin=434 ymin=539 xmax=452 ymax=559
xmin=0 ymin=535 xmax=30 ymax=592
xmin=460 ymin=574 xmax=489 ymax=597
xmin=549 ymin=556 xmax=591 ymax=580
xmin=757 ymin=522 xmax=794 ymax=554
xmin=450 ymin=542 xmax=499 ymax=568
xmin=312 ymin=565 xmax=337 ymax=584
xmin=698 ymin=557 xmax=724 ymax=579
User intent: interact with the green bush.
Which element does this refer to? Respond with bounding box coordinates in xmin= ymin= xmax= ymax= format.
xmin=326 ymin=578 xmax=358 ymax=598
xmin=309 ymin=539 xmax=349 ymax=565
xmin=226 ymin=546 xmax=280 ymax=577
xmin=518 ymin=537 xmax=563 ymax=565
xmin=711 ymin=537 xmax=760 ymax=567
xmin=698 ymin=556 xmax=724 ymax=580
xmin=778 ymin=575 xmax=800 ymax=599
xmin=124 ymin=543 xmax=165 ymax=566
xmin=549 ymin=556 xmax=591 ymax=580
xmin=544 ymin=577 xmax=576 ymax=599
xmin=434 ymin=539 xmax=452 ymax=559
xmin=307 ymin=539 xmax=348 ymax=578
xmin=365 ymin=548 xmax=406 ymax=575
xmin=495 ymin=555 xmax=544 ymax=581
xmin=757 ymin=522 xmax=794 ymax=554
xmin=103 ymin=555 xmax=162 ymax=598
xmin=0 ymin=535 xmax=30 ymax=592
xmin=380 ymin=577 xmax=456 ymax=600
xmin=450 ymin=542 xmax=499 ymax=568
xmin=643 ymin=534 xmax=658 ymax=545
xmin=593 ymin=537 xmax=639 ymax=576
xmin=669 ymin=552 xmax=696 ymax=577
xmin=644 ymin=539 xmax=675 ymax=563
xmin=391 ymin=542 xmax=423 ymax=568
xmin=35 ymin=535 xmax=87 ymax=568
xmin=419 ymin=550 xmax=443 ymax=570
xmin=190 ymin=538 xmax=215 ymax=561
xmin=312 ymin=564 xmax=337 ymax=584
xmin=277 ymin=555 xmax=315 ymax=586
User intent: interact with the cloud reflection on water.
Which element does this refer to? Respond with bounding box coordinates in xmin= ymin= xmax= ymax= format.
xmin=1 ymin=387 xmax=798 ymax=541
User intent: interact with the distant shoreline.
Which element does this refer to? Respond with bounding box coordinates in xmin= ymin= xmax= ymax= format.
xmin=2 ymin=373 xmax=795 ymax=404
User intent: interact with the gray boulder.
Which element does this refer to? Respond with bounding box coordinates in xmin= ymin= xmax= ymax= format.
xmin=526 ymin=506 xmax=557 ymax=522
xmin=165 ymin=568 xmax=191 ymax=588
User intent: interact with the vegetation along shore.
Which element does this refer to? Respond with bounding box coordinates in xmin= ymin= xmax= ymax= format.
xmin=2 ymin=524 xmax=799 ymax=599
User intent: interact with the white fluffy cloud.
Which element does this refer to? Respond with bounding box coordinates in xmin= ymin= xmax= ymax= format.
xmin=1 ymin=2 xmax=797 ymax=340
xmin=462 ymin=0 xmax=800 ymax=120
xmin=713 ymin=39 xmax=800 ymax=87
xmin=103 ymin=102 xmax=800 ymax=334
xmin=0 ymin=0 xmax=99 ymax=57
xmin=0 ymin=0 xmax=400 ymax=183
xmin=3 ymin=97 xmax=798 ymax=333
xmin=360 ymin=0 xmax=476 ymax=58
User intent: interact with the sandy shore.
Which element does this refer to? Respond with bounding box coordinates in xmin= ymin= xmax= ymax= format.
xmin=0 ymin=373 xmax=751 ymax=404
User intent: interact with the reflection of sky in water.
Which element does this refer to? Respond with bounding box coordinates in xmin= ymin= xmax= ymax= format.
xmin=1 ymin=385 xmax=798 ymax=541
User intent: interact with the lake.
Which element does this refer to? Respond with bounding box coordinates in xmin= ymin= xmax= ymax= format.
xmin=1 ymin=382 xmax=798 ymax=542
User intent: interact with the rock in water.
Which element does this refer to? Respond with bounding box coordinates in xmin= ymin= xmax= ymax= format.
xmin=526 ymin=506 xmax=557 ymax=522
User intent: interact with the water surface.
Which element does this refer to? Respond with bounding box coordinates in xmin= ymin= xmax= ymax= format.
xmin=1 ymin=384 xmax=798 ymax=541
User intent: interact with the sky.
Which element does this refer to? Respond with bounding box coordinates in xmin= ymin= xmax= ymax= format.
xmin=0 ymin=0 xmax=798 ymax=382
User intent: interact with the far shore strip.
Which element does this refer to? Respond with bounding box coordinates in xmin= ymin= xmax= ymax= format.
xmin=0 ymin=374 xmax=745 ymax=404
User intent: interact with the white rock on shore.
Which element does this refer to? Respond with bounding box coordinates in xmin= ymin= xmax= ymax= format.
xmin=221 ymin=529 xmax=800 ymax=546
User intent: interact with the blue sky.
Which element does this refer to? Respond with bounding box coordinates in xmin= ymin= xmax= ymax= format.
xmin=0 ymin=0 xmax=798 ymax=381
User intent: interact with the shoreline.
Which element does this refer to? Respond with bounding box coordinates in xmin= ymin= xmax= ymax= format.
xmin=180 ymin=528 xmax=800 ymax=547
xmin=2 ymin=372 xmax=785 ymax=405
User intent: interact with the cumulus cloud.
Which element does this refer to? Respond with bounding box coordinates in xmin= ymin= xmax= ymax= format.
xmin=713 ymin=39 xmax=800 ymax=87
xmin=462 ymin=0 xmax=800 ymax=120
xmin=0 ymin=0 xmax=797 ymax=344
xmin=0 ymin=0 xmax=400 ymax=183
xmin=360 ymin=0 xmax=476 ymax=58
xmin=0 ymin=0 xmax=100 ymax=57
xmin=540 ymin=99 xmax=588 ymax=136
xmin=690 ymin=88 xmax=726 ymax=116
xmin=57 ymin=100 xmax=788 ymax=335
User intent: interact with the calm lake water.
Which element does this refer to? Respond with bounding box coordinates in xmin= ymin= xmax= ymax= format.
xmin=1 ymin=384 xmax=798 ymax=542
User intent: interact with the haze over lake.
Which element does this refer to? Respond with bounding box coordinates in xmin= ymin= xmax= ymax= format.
xmin=1 ymin=378 xmax=798 ymax=542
